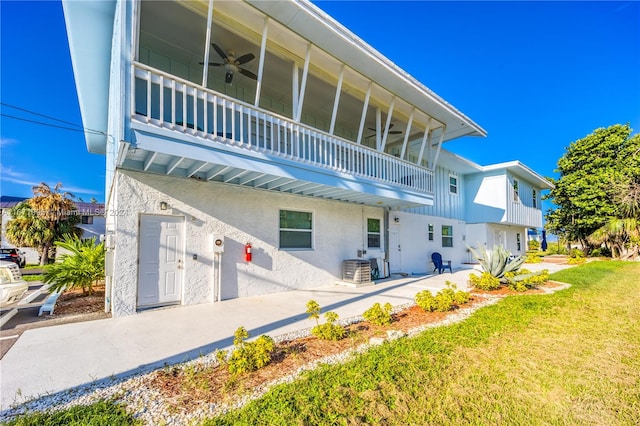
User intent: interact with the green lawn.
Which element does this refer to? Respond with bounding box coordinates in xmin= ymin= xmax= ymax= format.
xmin=5 ymin=261 xmax=639 ymax=425
xmin=205 ymin=261 xmax=640 ymax=425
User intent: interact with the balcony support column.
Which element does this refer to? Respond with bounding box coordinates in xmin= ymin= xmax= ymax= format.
xmin=356 ymin=82 xmax=372 ymax=145
xmin=294 ymin=43 xmax=312 ymax=122
xmin=379 ymin=97 xmax=395 ymax=152
xmin=417 ymin=117 xmax=432 ymax=168
xmin=431 ymin=125 xmax=446 ymax=169
xmin=254 ymin=17 xmax=269 ymax=107
xmin=329 ymin=64 xmax=344 ymax=135
xmin=400 ymin=108 xmax=414 ymax=160
xmin=201 ymin=0 xmax=214 ymax=88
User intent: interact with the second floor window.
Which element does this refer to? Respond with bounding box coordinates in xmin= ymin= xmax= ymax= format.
xmin=367 ymin=218 xmax=381 ymax=249
xmin=279 ymin=210 xmax=312 ymax=249
xmin=449 ymin=175 xmax=458 ymax=194
xmin=442 ymin=225 xmax=453 ymax=247
xmin=532 ymin=189 xmax=537 ymax=208
xmin=428 ymin=224 xmax=434 ymax=241
xmin=513 ymin=179 xmax=519 ymax=202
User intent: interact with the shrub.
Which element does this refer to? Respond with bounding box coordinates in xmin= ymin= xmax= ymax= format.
xmin=503 ymin=269 xmax=550 ymax=291
xmin=447 ymin=281 xmax=471 ymax=305
xmin=415 ymin=290 xmax=437 ymax=312
xmin=570 ymin=248 xmax=585 ymax=258
xmin=228 ymin=326 xmax=275 ymax=375
xmin=525 ymin=253 xmax=542 ymax=263
xmin=567 ymin=257 xmax=586 ymax=265
xmin=306 ymin=300 xmax=345 ymax=341
xmin=528 ymin=240 xmax=540 ymax=251
xmin=590 ymin=247 xmax=612 ymax=257
xmin=416 ymin=283 xmax=471 ymax=313
xmin=363 ymin=302 xmax=393 ymax=326
xmin=469 ymin=272 xmax=501 ymax=290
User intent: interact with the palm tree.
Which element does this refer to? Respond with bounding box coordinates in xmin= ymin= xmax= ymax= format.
xmin=588 ymin=180 xmax=640 ymax=259
xmin=43 ymin=234 xmax=105 ymax=295
xmin=5 ymin=183 xmax=82 ymax=265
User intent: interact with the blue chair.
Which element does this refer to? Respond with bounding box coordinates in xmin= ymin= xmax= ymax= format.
xmin=431 ymin=252 xmax=452 ymax=274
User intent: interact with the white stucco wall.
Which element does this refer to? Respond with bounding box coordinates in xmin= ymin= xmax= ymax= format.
xmin=390 ymin=211 xmax=468 ymax=273
xmin=109 ymin=170 xmax=385 ymax=316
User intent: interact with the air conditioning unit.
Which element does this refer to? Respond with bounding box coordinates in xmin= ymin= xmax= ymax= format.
xmin=342 ymin=259 xmax=372 ymax=286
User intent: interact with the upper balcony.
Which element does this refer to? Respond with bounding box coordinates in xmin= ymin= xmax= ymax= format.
xmin=127 ymin=62 xmax=436 ymax=207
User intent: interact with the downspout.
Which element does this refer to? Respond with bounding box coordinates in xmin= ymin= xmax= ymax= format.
xmin=384 ymin=208 xmax=390 ymax=269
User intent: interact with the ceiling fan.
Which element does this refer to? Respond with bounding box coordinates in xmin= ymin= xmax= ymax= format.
xmin=200 ymin=43 xmax=257 ymax=84
xmin=367 ymin=123 xmax=403 ymax=138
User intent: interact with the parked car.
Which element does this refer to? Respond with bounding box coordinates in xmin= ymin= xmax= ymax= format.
xmin=0 ymin=261 xmax=28 ymax=307
xmin=0 ymin=248 xmax=26 ymax=268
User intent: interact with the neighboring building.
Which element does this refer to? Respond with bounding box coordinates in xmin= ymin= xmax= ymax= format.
xmin=0 ymin=196 xmax=105 ymax=264
xmin=62 ymin=0 xmax=552 ymax=317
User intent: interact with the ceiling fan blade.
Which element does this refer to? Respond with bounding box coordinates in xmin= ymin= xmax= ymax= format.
xmin=238 ymin=68 xmax=258 ymax=80
xmin=388 ymin=123 xmax=395 ymax=129
xmin=389 ymin=130 xmax=402 ymax=135
xmin=235 ymin=53 xmax=255 ymax=65
xmin=199 ymin=62 xmax=225 ymax=66
xmin=211 ymin=43 xmax=228 ymax=61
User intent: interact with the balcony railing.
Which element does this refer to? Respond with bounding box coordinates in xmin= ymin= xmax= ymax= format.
xmin=132 ymin=62 xmax=433 ymax=194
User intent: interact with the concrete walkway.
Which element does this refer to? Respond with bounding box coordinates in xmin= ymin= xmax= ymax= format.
xmin=0 ymin=263 xmax=570 ymax=410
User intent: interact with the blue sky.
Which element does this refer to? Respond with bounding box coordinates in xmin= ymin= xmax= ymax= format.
xmin=1 ymin=1 xmax=639 ymax=208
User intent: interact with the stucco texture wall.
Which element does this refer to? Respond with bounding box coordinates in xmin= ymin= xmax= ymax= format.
xmin=110 ymin=170 xmax=383 ymax=316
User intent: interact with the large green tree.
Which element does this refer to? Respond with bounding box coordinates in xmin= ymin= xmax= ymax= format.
xmin=545 ymin=124 xmax=640 ymax=256
xmin=5 ymin=183 xmax=82 ymax=265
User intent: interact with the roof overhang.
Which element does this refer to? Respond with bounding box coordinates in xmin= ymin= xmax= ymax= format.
xmin=62 ymin=0 xmax=116 ymax=154
xmin=246 ymin=0 xmax=486 ymax=141
xmin=482 ymin=161 xmax=554 ymax=189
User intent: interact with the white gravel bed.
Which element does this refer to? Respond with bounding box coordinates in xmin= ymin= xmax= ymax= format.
xmin=0 ymin=283 xmax=570 ymax=425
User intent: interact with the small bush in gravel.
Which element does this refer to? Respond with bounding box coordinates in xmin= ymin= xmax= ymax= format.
xmin=307 ymin=300 xmax=345 ymax=341
xmin=228 ymin=326 xmax=275 ymax=375
xmin=416 ymin=283 xmax=471 ymax=313
xmin=363 ymin=302 xmax=393 ymax=326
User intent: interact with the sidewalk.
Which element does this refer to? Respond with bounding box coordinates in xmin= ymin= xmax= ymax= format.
xmin=0 ymin=262 xmax=569 ymax=410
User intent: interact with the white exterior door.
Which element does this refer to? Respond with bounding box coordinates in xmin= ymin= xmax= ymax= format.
xmin=137 ymin=214 xmax=184 ymax=307
xmin=388 ymin=223 xmax=401 ymax=273
xmin=494 ymin=229 xmax=505 ymax=249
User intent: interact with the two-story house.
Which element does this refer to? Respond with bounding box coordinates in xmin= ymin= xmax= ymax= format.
xmin=62 ymin=0 xmax=551 ymax=317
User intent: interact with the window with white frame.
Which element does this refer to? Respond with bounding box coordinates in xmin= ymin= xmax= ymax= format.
xmin=532 ymin=189 xmax=537 ymax=208
xmin=279 ymin=210 xmax=313 ymax=249
xmin=367 ymin=218 xmax=381 ymax=249
xmin=513 ymin=179 xmax=519 ymax=202
xmin=517 ymin=233 xmax=521 ymax=251
xmin=442 ymin=225 xmax=453 ymax=247
xmin=428 ymin=224 xmax=434 ymax=241
xmin=449 ymin=175 xmax=458 ymax=194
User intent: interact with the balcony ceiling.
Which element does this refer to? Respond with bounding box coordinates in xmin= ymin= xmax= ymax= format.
xmin=140 ymin=0 xmax=485 ymax=142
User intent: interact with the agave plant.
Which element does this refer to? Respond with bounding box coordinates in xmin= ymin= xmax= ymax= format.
xmin=468 ymin=244 xmax=525 ymax=281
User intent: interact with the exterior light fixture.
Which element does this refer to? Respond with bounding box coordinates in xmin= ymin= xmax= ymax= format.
xmin=160 ymin=201 xmax=168 ymax=210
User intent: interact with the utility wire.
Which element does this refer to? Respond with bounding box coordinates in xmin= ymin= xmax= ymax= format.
xmin=0 ymin=101 xmax=107 ymax=136
xmin=1 ymin=113 xmax=105 ymax=135
xmin=1 ymin=102 xmax=87 ymax=130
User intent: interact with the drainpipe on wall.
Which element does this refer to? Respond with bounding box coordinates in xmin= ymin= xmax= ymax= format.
xmin=384 ymin=208 xmax=390 ymax=265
